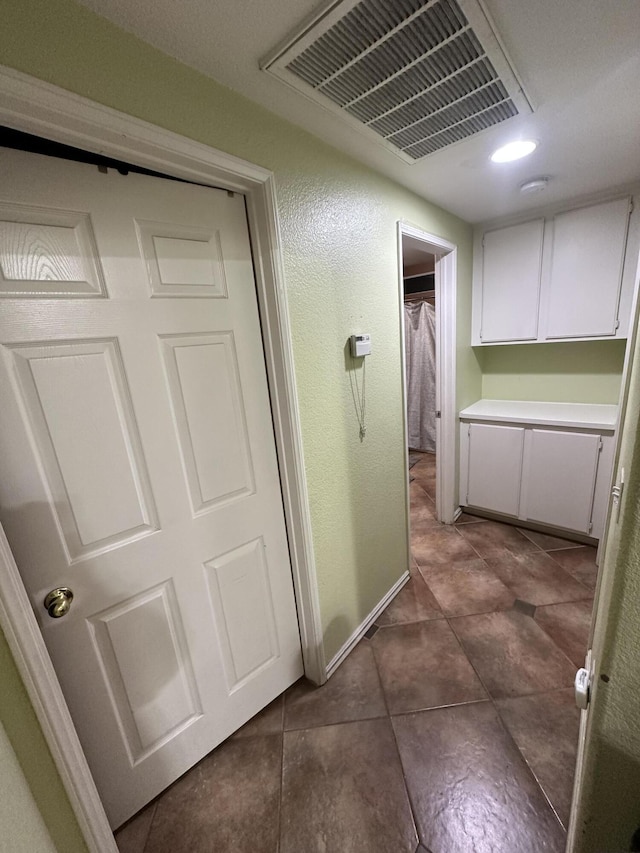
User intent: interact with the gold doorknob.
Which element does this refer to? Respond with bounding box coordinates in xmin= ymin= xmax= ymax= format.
xmin=44 ymin=588 xmax=74 ymax=619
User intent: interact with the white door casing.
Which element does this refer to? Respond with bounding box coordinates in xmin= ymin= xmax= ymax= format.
xmin=0 ymin=148 xmax=303 ymax=827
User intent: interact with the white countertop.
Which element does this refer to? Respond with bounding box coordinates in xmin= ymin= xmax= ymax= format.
xmin=459 ymin=399 xmax=618 ymax=431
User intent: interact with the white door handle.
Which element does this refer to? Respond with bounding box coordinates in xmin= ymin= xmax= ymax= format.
xmin=574 ymin=667 xmax=590 ymax=710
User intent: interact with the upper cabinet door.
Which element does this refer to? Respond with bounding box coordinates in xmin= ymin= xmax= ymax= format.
xmin=544 ymin=197 xmax=631 ymax=339
xmin=480 ymin=219 xmax=544 ymax=343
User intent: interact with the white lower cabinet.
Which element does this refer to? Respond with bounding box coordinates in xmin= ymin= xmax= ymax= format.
xmin=460 ymin=401 xmax=617 ymax=539
xmin=466 ymin=423 xmax=524 ymax=516
xmin=522 ymin=429 xmax=601 ymax=532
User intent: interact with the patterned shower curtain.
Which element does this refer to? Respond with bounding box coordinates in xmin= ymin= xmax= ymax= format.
xmin=404 ymin=300 xmax=436 ymax=453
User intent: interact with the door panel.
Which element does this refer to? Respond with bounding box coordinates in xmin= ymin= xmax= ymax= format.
xmin=205 ymin=538 xmax=279 ymax=689
xmin=466 ymin=423 xmax=525 ymax=516
xmin=544 ymin=197 xmax=630 ymax=339
xmin=88 ymin=579 xmax=202 ymax=763
xmin=7 ymin=338 xmax=159 ymax=559
xmin=0 ymin=202 xmax=107 ymax=297
xmin=480 ymin=220 xmax=544 ymax=342
xmin=0 ymin=149 xmax=303 ymax=827
xmin=136 ymin=218 xmax=227 ymax=298
xmin=160 ymin=332 xmax=255 ymax=512
xmin=522 ymin=429 xmax=601 ymax=532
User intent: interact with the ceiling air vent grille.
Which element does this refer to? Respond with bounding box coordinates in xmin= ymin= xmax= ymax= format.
xmin=262 ymin=0 xmax=532 ymax=162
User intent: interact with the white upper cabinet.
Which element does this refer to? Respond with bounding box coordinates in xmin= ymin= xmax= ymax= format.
xmin=473 ymin=194 xmax=637 ymax=345
xmin=480 ymin=220 xmax=544 ymax=343
xmin=543 ymin=197 xmax=631 ymax=339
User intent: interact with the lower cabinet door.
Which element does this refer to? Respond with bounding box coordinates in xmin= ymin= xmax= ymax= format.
xmin=466 ymin=423 xmax=525 ymax=516
xmin=522 ymin=429 xmax=601 ymax=532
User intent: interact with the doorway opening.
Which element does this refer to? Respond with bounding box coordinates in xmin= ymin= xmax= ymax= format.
xmin=397 ymin=222 xmax=457 ymax=530
xmin=402 ymin=237 xmax=438 ymax=523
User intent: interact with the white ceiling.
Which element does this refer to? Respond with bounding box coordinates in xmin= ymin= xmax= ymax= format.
xmin=75 ymin=0 xmax=640 ymax=224
xmin=402 ymin=236 xmax=435 ymax=270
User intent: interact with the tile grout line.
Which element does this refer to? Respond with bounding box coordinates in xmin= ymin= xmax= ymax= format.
xmin=138 ymin=801 xmax=158 ymax=853
xmin=375 ymin=611 xmax=572 ymax=831
xmin=408 ymin=486 xmax=571 ymax=837
xmin=369 ymin=622 xmax=422 ymax=852
xmin=540 ymin=544 xmax=591 ymax=553
xmin=445 ymin=614 xmax=495 ymax=703
xmin=414 ymin=541 xmax=593 ymax=619
xmin=413 ymin=539 xmax=510 ymax=620
xmin=535 ymin=593 xmax=595 ymax=606
xmin=276 ymin=696 xmax=285 ymax=853
xmin=409 ymin=483 xmax=522 ymax=846
xmin=389 ymin=697 xmax=491 ymax=720
xmin=376 ymin=614 xmax=445 ymax=628
xmin=414 ymin=561 xmax=509 ymax=620
xmin=544 ymin=551 xmax=598 ymax=589
xmin=446 ymin=608 xmax=578 ymax=691
xmin=445 ymin=614 xmax=568 ymax=835
xmin=411 ymin=491 xmax=587 ymax=680
xmin=283 ymin=712 xmax=389 ymax=735
xmin=517 ymin=526 xmax=592 ymax=552
xmin=387 ymin=590 xmax=595 ymax=626
xmin=537 ymin=551 xmax=595 ymax=595
xmin=531 ymin=616 xmax=591 ymax=671
xmin=447 ymin=524 xmax=541 ymax=567
xmin=385 ymin=684 xmax=577 ymax=717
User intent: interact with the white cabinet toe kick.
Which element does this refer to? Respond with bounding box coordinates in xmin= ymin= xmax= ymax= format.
xmin=459 ymin=400 xmax=617 ymax=540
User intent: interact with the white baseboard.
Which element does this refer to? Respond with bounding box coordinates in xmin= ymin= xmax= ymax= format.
xmin=325 ymin=570 xmax=410 ymax=678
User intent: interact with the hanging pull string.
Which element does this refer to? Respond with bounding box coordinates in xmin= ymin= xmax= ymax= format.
xmin=348 ymin=356 xmax=367 ymax=441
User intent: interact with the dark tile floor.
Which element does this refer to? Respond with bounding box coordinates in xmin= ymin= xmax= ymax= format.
xmin=116 ymin=451 xmax=596 ymax=853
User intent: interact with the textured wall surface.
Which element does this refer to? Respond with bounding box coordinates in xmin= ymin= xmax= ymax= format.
xmin=478 ymin=339 xmax=626 ymax=404
xmin=0 ymin=717 xmax=58 ymax=853
xmin=572 ymin=302 xmax=640 ymax=851
xmin=0 ymin=626 xmax=88 ymax=853
xmin=0 ymin=0 xmax=478 ymax=845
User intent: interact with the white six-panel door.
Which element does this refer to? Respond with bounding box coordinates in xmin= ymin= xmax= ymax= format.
xmin=0 ymin=149 xmax=303 ymax=827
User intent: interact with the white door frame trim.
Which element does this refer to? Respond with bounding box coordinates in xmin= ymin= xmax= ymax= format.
xmin=397 ymin=222 xmax=458 ymax=525
xmin=0 ymin=65 xmax=325 ymax=852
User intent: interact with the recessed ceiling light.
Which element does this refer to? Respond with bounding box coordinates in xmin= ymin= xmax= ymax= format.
xmin=520 ymin=177 xmax=550 ymax=194
xmin=490 ymin=140 xmax=537 ymax=163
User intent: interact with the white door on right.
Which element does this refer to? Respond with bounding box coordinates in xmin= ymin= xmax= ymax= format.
xmin=522 ymin=428 xmax=601 ymax=532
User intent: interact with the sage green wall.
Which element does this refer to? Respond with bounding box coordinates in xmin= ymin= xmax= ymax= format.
xmin=572 ymin=318 xmax=640 ymax=850
xmin=0 ymin=627 xmax=88 ymax=853
xmin=0 ymin=0 xmax=478 ymax=844
xmin=0 ymin=718 xmax=57 ymax=853
xmin=477 ymin=340 xmax=626 ymax=404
